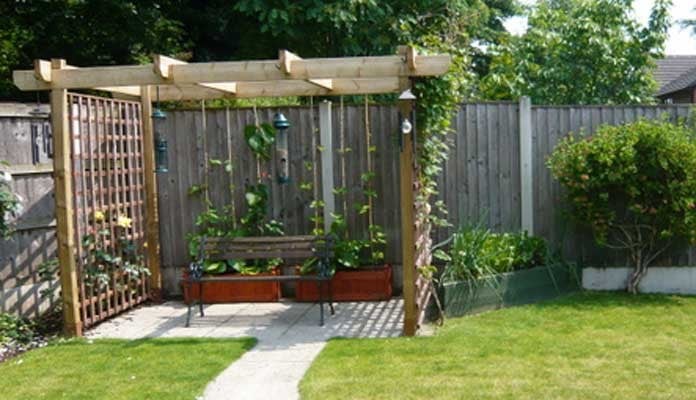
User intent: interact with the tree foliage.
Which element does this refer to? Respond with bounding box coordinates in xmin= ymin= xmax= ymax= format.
xmin=548 ymin=119 xmax=696 ymax=293
xmin=0 ymin=0 xmax=516 ymax=100
xmin=480 ymin=0 xmax=671 ymax=104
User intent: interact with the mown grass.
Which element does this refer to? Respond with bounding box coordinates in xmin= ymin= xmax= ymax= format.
xmin=301 ymin=291 xmax=696 ymax=400
xmin=1 ymin=337 xmax=255 ymax=400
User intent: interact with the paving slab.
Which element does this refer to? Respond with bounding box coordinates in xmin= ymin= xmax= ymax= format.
xmin=88 ymin=299 xmax=403 ymax=399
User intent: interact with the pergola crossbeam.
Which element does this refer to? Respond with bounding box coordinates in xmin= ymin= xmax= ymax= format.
xmin=155 ymin=78 xmax=402 ymax=100
xmin=153 ymin=55 xmax=237 ymax=94
xmin=15 ymin=48 xmax=450 ymax=98
xmin=31 ymin=59 xmax=142 ymax=98
xmin=279 ymin=50 xmax=334 ymax=90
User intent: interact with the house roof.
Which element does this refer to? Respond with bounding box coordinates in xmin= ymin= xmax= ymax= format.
xmin=655 ymin=55 xmax=696 ymax=96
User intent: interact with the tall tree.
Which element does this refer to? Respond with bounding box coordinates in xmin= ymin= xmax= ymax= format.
xmin=480 ymin=0 xmax=671 ymax=104
xmin=0 ymin=0 xmax=186 ymax=100
xmin=0 ymin=0 xmax=517 ymax=100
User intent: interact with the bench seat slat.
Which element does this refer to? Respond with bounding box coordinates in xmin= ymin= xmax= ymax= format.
xmin=211 ymin=250 xmax=316 ymax=260
xmin=206 ymin=235 xmax=317 ymax=244
xmin=191 ymin=275 xmax=329 ymax=282
xmin=204 ymin=241 xmax=316 ymax=252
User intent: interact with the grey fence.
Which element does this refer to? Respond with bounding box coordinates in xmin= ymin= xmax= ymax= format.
xmin=157 ymin=104 xmax=403 ymax=294
xmin=2 ymin=101 xmax=694 ymax=306
xmin=0 ymin=103 xmax=58 ymax=317
xmin=157 ymin=101 xmax=695 ymax=295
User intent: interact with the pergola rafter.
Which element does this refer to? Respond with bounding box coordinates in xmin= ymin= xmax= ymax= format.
xmin=15 ymin=47 xmax=449 ymax=100
xmin=13 ymin=46 xmax=449 ymax=337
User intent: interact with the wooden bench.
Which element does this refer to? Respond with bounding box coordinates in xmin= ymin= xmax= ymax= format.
xmin=184 ymin=235 xmax=334 ymax=327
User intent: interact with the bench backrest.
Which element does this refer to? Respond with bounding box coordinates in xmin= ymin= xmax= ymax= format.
xmin=202 ymin=235 xmax=325 ymax=261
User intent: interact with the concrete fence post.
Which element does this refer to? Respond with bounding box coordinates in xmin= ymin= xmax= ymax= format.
xmin=519 ymin=96 xmax=534 ymax=234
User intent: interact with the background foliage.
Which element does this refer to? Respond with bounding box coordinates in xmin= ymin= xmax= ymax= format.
xmin=0 ymin=0 xmax=515 ymax=101
xmin=480 ymin=0 xmax=671 ymax=104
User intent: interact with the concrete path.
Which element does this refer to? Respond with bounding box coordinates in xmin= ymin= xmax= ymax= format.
xmin=88 ymin=299 xmax=403 ymax=400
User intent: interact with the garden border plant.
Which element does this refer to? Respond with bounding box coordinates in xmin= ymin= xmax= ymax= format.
xmin=434 ymin=222 xmax=580 ymax=317
xmin=0 ymin=163 xmax=20 ymax=239
xmin=548 ymin=118 xmax=696 ymax=293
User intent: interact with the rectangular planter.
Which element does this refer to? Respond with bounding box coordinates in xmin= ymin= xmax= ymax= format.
xmin=296 ymin=264 xmax=393 ymax=302
xmin=182 ymin=269 xmax=281 ymax=303
xmin=440 ymin=264 xmax=581 ymax=318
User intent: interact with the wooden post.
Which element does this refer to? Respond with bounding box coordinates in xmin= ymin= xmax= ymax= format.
xmin=319 ymin=100 xmax=335 ymax=234
xmin=140 ymin=86 xmax=162 ymax=300
xmin=50 ymin=59 xmax=82 ymax=336
xmin=519 ymin=96 xmax=534 ymax=234
xmin=399 ymin=94 xmax=417 ymax=336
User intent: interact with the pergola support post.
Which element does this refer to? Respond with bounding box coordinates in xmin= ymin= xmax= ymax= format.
xmin=50 ymin=59 xmax=82 ymax=336
xmin=140 ymin=86 xmax=163 ymax=300
xmin=399 ymin=96 xmax=417 ymax=336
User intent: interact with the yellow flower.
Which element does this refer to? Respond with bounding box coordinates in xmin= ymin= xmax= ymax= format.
xmin=143 ymin=242 xmax=148 ymax=249
xmin=93 ymin=211 xmax=105 ymax=223
xmin=116 ymin=215 xmax=132 ymax=229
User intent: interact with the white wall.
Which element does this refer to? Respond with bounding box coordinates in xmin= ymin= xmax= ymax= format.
xmin=583 ymin=267 xmax=696 ymax=295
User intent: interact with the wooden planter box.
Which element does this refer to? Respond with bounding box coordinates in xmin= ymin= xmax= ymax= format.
xmin=439 ymin=264 xmax=581 ymax=318
xmin=295 ymin=264 xmax=393 ymax=302
xmin=182 ymin=269 xmax=281 ymax=303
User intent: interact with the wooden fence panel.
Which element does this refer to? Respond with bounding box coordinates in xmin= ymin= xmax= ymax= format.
xmin=157 ymin=102 xmax=694 ymax=295
xmin=0 ymin=105 xmax=57 ymax=318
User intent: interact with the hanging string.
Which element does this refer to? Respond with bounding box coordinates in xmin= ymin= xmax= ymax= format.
xmin=339 ymin=96 xmax=347 ymax=216
xmin=225 ymin=106 xmax=237 ymax=229
xmin=252 ymin=104 xmax=261 ymax=181
xmin=364 ymin=96 xmax=374 ymax=241
xmin=201 ymin=100 xmax=210 ymax=208
xmin=310 ymin=96 xmax=320 ymax=233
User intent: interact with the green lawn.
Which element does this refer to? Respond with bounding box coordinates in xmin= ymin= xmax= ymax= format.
xmin=1 ymin=337 xmax=255 ymax=400
xmin=301 ymin=291 xmax=696 ymax=400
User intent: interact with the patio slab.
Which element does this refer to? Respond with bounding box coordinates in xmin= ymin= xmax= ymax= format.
xmin=88 ymin=299 xmax=403 ymax=399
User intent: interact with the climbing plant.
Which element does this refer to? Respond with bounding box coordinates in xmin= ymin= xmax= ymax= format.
xmin=187 ymin=106 xmax=284 ymax=275
xmin=0 ymin=165 xmax=20 ymax=239
xmin=389 ymin=4 xmax=472 ymax=307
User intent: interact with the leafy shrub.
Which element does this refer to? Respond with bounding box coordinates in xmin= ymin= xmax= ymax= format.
xmin=0 ymin=166 xmax=20 ymax=238
xmin=548 ymin=119 xmax=696 ymax=293
xmin=0 ymin=313 xmax=35 ymax=345
xmin=438 ymin=226 xmax=547 ymax=282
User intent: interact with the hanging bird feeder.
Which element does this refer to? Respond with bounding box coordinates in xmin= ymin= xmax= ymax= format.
xmin=152 ymin=108 xmax=168 ymax=173
xmin=273 ymin=112 xmax=290 ymax=184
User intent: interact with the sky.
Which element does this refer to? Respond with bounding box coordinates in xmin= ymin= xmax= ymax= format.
xmin=503 ymin=0 xmax=696 ymax=55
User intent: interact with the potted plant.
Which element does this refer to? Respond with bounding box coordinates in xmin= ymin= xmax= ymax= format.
xmin=296 ymin=214 xmax=392 ymax=301
xmin=183 ymin=121 xmax=284 ymax=303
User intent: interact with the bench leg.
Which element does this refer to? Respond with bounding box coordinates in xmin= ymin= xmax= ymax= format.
xmin=328 ymin=280 xmax=335 ymax=315
xmin=199 ymin=282 xmax=205 ymax=317
xmin=185 ymin=280 xmax=192 ymax=327
xmin=318 ymin=280 xmax=324 ymax=326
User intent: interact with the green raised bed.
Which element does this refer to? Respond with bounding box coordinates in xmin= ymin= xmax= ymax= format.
xmin=440 ymin=264 xmax=581 ymax=318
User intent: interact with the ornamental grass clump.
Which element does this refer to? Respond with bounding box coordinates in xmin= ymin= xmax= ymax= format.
xmin=438 ymin=225 xmax=547 ymax=283
xmin=548 ymin=119 xmax=696 ymax=293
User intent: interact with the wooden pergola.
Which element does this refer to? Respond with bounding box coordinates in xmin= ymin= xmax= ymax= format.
xmin=13 ymin=46 xmax=450 ymax=336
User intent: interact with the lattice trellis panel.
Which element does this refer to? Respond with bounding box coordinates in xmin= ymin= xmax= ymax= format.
xmin=68 ymin=93 xmax=149 ymax=328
